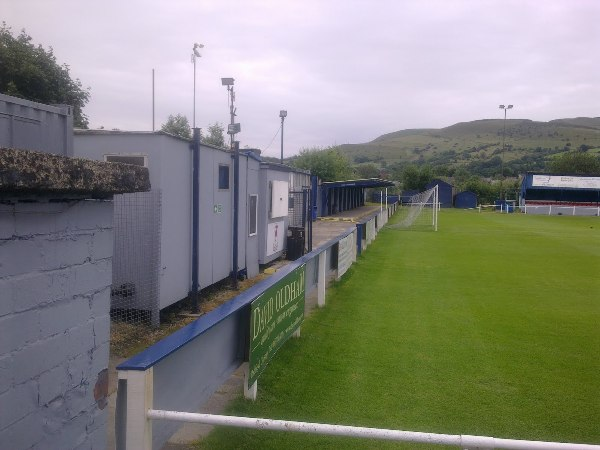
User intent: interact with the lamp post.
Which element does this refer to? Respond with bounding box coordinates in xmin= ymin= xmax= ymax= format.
xmin=190 ymin=43 xmax=203 ymax=314
xmin=499 ymin=104 xmax=513 ymax=178
xmin=191 ymin=43 xmax=204 ymax=128
xmin=221 ymin=78 xmax=238 ymax=150
xmin=279 ymin=110 xmax=287 ymax=164
xmin=221 ymin=78 xmax=241 ymax=289
xmin=499 ymin=104 xmax=513 ymax=201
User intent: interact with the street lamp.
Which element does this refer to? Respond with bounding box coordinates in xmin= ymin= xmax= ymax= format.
xmin=499 ymin=104 xmax=513 ymax=179
xmin=221 ymin=77 xmax=241 ymax=289
xmin=191 ymin=43 xmax=204 ymax=128
xmin=499 ymin=104 xmax=513 ymax=201
xmin=279 ymin=110 xmax=287 ymax=164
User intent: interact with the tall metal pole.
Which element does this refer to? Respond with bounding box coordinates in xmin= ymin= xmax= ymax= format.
xmin=152 ymin=69 xmax=155 ymax=131
xmin=192 ymin=43 xmax=203 ymax=129
xmin=229 ymin=86 xmax=235 ymax=150
xmin=190 ymin=128 xmax=201 ymax=313
xmin=232 ymin=141 xmax=240 ymax=289
xmin=499 ymin=104 xmax=513 ymax=201
xmin=280 ymin=115 xmax=284 ymax=164
xmin=279 ymin=110 xmax=287 ymax=164
xmin=501 ymin=107 xmax=507 ymax=179
xmin=193 ymin=57 xmax=197 ymax=128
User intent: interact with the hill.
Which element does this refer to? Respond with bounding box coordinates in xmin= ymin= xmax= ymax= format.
xmin=338 ymin=117 xmax=600 ymax=177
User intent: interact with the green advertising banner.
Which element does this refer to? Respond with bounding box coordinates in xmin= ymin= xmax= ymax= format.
xmin=248 ymin=264 xmax=306 ymax=386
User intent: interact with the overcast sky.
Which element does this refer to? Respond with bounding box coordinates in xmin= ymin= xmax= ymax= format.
xmin=4 ymin=0 xmax=599 ymax=157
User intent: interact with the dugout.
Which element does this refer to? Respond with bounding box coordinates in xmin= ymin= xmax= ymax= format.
xmin=320 ymin=178 xmax=394 ymax=217
xmin=454 ymin=191 xmax=478 ymax=208
xmin=425 ymin=179 xmax=454 ymax=208
xmin=520 ymin=172 xmax=600 ymax=216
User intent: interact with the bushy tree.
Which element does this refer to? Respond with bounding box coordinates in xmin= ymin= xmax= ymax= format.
xmin=0 ymin=23 xmax=90 ymax=128
xmin=400 ymin=164 xmax=433 ymax=191
xmin=355 ymin=163 xmax=380 ymax=179
xmin=291 ymin=146 xmax=354 ymax=181
xmin=546 ymin=151 xmax=600 ymax=175
xmin=202 ymin=122 xmax=226 ymax=147
xmin=161 ymin=114 xmax=191 ymax=140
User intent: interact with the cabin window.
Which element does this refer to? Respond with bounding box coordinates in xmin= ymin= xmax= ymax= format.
xmin=249 ymin=194 xmax=258 ymax=236
xmin=218 ymin=164 xmax=230 ymax=190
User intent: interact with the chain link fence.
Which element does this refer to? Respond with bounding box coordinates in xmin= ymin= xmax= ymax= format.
xmin=110 ymin=190 xmax=162 ymax=327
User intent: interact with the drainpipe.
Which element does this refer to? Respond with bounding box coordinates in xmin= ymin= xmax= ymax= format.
xmin=232 ymin=140 xmax=240 ymax=290
xmin=190 ymin=128 xmax=201 ymax=313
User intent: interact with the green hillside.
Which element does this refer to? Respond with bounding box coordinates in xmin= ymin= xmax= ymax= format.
xmin=339 ymin=117 xmax=600 ymax=177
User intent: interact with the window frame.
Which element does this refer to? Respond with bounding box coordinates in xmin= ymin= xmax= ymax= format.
xmin=248 ymin=194 xmax=258 ymax=237
xmin=218 ymin=164 xmax=230 ymax=190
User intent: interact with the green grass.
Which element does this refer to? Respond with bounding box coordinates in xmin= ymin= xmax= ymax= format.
xmin=197 ymin=210 xmax=600 ymax=449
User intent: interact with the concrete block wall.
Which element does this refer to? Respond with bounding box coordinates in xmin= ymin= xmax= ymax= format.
xmin=0 ymin=200 xmax=113 ymax=450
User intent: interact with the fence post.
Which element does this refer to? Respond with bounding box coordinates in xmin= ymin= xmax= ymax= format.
xmin=243 ymin=362 xmax=257 ymax=401
xmin=317 ymin=251 xmax=326 ymax=307
xmin=119 ymin=368 xmax=153 ymax=450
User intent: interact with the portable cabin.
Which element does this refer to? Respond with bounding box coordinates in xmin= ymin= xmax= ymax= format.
xmin=74 ymin=130 xmax=260 ymax=320
xmin=256 ymin=161 xmax=311 ymax=264
xmin=454 ymin=191 xmax=478 ymax=208
xmin=0 ymin=93 xmax=73 ymax=156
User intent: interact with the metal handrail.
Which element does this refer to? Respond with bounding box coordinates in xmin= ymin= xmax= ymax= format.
xmin=147 ymin=409 xmax=600 ymax=450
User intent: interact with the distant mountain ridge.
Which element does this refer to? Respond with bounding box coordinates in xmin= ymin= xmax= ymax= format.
xmin=338 ymin=117 xmax=600 ymax=177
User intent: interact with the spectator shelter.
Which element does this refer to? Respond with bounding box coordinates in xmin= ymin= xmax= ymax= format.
xmin=454 ymin=191 xmax=478 ymax=208
xmin=320 ymin=178 xmax=394 ymax=217
xmin=425 ymin=178 xmax=454 ymax=208
xmin=520 ymin=172 xmax=600 ymax=216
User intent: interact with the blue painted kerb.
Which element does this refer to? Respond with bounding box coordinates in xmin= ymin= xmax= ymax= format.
xmin=117 ymin=229 xmax=355 ymax=371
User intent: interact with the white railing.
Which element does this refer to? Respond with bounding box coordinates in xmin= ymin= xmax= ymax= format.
xmin=477 ymin=204 xmax=600 ymax=216
xmin=146 ymin=409 xmax=600 ymax=450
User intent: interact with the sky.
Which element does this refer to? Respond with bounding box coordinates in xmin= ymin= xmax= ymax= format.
xmin=3 ymin=0 xmax=599 ymax=158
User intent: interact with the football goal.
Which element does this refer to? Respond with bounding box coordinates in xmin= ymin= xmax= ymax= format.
xmin=391 ymin=185 xmax=438 ymax=231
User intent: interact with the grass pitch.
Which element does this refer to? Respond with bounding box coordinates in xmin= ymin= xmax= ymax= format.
xmin=197 ymin=210 xmax=600 ymax=449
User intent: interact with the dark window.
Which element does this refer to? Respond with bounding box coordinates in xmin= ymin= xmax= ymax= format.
xmin=249 ymin=195 xmax=258 ymax=236
xmin=218 ymin=165 xmax=230 ymax=189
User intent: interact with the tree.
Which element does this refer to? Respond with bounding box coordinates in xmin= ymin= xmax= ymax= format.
xmin=203 ymin=122 xmax=226 ymax=147
xmin=546 ymin=151 xmax=600 ymax=175
xmin=400 ymin=164 xmax=433 ymax=191
xmin=0 ymin=23 xmax=90 ymax=128
xmin=161 ymin=114 xmax=191 ymax=140
xmin=291 ymin=146 xmax=354 ymax=181
xmin=355 ymin=163 xmax=380 ymax=179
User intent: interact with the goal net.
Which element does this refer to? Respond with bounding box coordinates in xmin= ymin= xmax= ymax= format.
xmin=391 ymin=185 xmax=438 ymax=231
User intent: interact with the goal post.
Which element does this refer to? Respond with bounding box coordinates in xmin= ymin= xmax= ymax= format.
xmin=391 ymin=185 xmax=438 ymax=231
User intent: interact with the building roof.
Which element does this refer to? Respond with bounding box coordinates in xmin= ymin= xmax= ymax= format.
xmin=522 ymin=172 xmax=600 ymax=191
xmin=320 ymin=178 xmax=395 ymax=189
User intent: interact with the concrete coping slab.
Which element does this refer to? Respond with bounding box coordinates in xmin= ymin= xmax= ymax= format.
xmin=0 ymin=147 xmax=150 ymax=199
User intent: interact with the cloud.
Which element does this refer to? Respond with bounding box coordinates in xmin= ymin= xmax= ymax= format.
xmin=4 ymin=0 xmax=599 ymax=155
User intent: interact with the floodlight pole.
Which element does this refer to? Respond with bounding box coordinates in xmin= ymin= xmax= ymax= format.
xmin=279 ymin=110 xmax=287 ymax=164
xmin=499 ymin=104 xmax=513 ymax=200
xmin=222 ymin=78 xmax=240 ymax=289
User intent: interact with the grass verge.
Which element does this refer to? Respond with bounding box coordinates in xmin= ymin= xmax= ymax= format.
xmin=197 ymin=210 xmax=599 ymax=449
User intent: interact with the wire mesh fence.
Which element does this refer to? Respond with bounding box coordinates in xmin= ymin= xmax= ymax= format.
xmin=110 ymin=190 xmax=162 ymax=327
